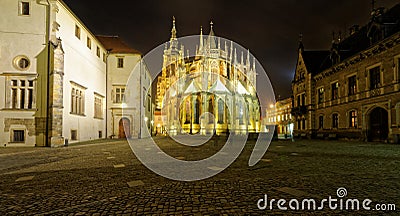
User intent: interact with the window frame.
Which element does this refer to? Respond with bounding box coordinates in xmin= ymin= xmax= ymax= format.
xmin=348 ymin=75 xmax=357 ymax=96
xmin=368 ymin=65 xmax=381 ymax=90
xmin=11 ymin=129 xmax=25 ymax=143
xmin=332 ymin=113 xmax=339 ymax=129
xmin=117 ymin=57 xmax=124 ymax=68
xmin=19 ymin=1 xmax=30 ymax=16
xmin=70 ymin=82 xmax=86 ymax=116
xmin=75 ymin=25 xmax=81 ymax=39
xmin=331 ymin=82 xmax=339 ymax=100
xmin=349 ymin=110 xmax=357 ymax=128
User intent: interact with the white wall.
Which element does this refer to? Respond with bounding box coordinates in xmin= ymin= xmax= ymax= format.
xmin=0 ymin=0 xmax=47 ymax=146
xmin=55 ymin=1 xmax=107 ymax=143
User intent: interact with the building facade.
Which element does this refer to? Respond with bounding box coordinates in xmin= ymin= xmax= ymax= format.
xmin=266 ymin=97 xmax=293 ymax=139
xmin=292 ymin=4 xmax=400 ymax=143
xmin=0 ymin=0 xmax=150 ymax=146
xmin=156 ymin=19 xmax=261 ymax=135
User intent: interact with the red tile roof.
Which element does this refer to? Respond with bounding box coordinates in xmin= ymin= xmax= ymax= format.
xmin=96 ymin=35 xmax=141 ymax=54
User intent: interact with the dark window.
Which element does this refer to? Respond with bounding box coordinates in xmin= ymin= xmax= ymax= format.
xmin=319 ymin=116 xmax=324 ymax=129
xmin=301 ymin=94 xmax=306 ymax=106
xmin=71 ymin=130 xmax=77 ymax=141
xmin=332 ymin=113 xmax=339 ymax=128
xmin=218 ymin=99 xmax=224 ymax=124
xmin=331 ymin=82 xmax=339 ymax=100
xmin=208 ymin=99 xmax=213 ymax=123
xmin=349 ymin=110 xmax=357 ymax=128
xmin=194 ymin=99 xmax=200 ymax=124
xmin=348 ymin=75 xmax=357 ymax=96
xmin=86 ymin=37 xmax=91 ymax=49
xmin=98 ymin=131 xmax=102 ymax=138
xmin=318 ymin=88 xmax=324 ymax=104
xmin=20 ymin=2 xmax=29 ymax=15
xmin=117 ymin=57 xmax=124 ymax=68
xmin=18 ymin=58 xmax=29 ymax=69
xmin=13 ymin=130 xmax=25 ymax=142
xmin=96 ymin=46 xmax=100 ymax=57
xmin=75 ymin=25 xmax=80 ymax=39
xmin=302 ymin=118 xmax=306 ymax=130
xmin=369 ymin=66 xmax=380 ymax=90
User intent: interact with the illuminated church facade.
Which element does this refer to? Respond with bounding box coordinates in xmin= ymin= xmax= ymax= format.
xmin=155 ymin=19 xmax=261 ymax=135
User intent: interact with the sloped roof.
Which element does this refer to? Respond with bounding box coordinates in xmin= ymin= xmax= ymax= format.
xmin=301 ymin=51 xmax=331 ymax=74
xmin=96 ymin=35 xmax=141 ymax=54
xmin=301 ymin=3 xmax=400 ymax=75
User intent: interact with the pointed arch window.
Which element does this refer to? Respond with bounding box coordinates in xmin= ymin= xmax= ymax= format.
xmin=194 ymin=98 xmax=200 ymax=124
xmin=218 ymin=99 xmax=224 ymax=124
xmin=185 ymin=100 xmax=191 ymax=124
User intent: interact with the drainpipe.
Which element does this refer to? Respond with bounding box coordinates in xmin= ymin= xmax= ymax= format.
xmin=105 ymin=49 xmax=111 ymax=138
xmin=38 ymin=0 xmax=51 ymax=147
xmin=139 ymin=57 xmax=142 ymax=138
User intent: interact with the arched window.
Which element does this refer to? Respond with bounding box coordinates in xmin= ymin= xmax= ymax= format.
xmin=218 ymin=99 xmax=224 ymax=124
xmin=194 ymin=98 xmax=200 ymax=124
xmin=239 ymin=102 xmax=244 ymax=125
xmin=208 ymin=98 xmax=213 ymax=123
xmin=185 ymin=100 xmax=190 ymax=123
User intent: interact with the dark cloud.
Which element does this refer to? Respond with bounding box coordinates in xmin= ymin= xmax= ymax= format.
xmin=63 ymin=0 xmax=400 ymax=99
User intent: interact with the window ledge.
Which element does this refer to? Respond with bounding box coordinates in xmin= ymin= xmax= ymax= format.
xmin=70 ymin=112 xmax=86 ymax=117
xmin=1 ymin=108 xmax=35 ymax=111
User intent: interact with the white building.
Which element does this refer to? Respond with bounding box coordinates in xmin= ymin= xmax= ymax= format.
xmin=0 ymin=0 xmax=151 ymax=147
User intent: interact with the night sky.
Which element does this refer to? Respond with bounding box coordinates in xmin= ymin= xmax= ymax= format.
xmin=63 ymin=0 xmax=400 ymax=99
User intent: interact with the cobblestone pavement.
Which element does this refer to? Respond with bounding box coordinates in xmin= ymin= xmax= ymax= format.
xmin=0 ymin=137 xmax=399 ymax=215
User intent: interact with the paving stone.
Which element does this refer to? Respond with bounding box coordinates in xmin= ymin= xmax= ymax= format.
xmin=127 ymin=180 xmax=145 ymax=187
xmin=15 ymin=176 xmax=34 ymax=182
xmin=113 ymin=164 xmax=125 ymax=168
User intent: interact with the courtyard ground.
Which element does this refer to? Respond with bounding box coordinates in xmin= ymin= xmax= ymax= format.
xmin=0 ymin=137 xmax=399 ymax=215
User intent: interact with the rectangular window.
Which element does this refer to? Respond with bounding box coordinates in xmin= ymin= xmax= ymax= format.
xmin=103 ymin=52 xmax=106 ymax=63
xmin=117 ymin=57 xmax=124 ymax=68
xmin=20 ymin=2 xmax=30 ymax=16
xmin=98 ymin=131 xmax=102 ymax=138
xmin=75 ymin=25 xmax=81 ymax=39
xmin=70 ymin=83 xmax=85 ymax=115
xmin=369 ymin=66 xmax=380 ymax=90
xmin=113 ymin=86 xmax=126 ymax=103
xmin=96 ymin=46 xmax=100 ymax=57
xmin=349 ymin=110 xmax=357 ymax=128
xmin=71 ymin=130 xmax=77 ymax=141
xmin=94 ymin=94 xmax=103 ymax=119
xmin=318 ymin=88 xmax=324 ymax=104
xmin=319 ymin=116 xmax=324 ymax=129
xmin=332 ymin=113 xmax=339 ymax=129
xmin=12 ymin=130 xmax=25 ymax=142
xmin=87 ymin=37 xmax=92 ymax=49
xmin=331 ymin=82 xmax=339 ymax=100
xmin=9 ymin=78 xmax=35 ymax=109
xmin=348 ymin=75 xmax=357 ymax=96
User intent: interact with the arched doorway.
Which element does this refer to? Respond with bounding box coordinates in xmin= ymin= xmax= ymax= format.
xmin=368 ymin=107 xmax=388 ymax=141
xmin=119 ymin=118 xmax=131 ymax=139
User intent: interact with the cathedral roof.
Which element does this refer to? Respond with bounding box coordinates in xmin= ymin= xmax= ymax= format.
xmin=96 ymin=35 xmax=141 ymax=54
xmin=210 ymin=78 xmax=230 ymax=93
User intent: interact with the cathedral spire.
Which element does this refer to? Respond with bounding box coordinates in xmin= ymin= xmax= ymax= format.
xmin=199 ymin=26 xmax=203 ymax=53
xmin=171 ymin=16 xmax=177 ymax=41
xmin=208 ymin=20 xmax=216 ymax=49
xmin=246 ymin=49 xmax=250 ymax=69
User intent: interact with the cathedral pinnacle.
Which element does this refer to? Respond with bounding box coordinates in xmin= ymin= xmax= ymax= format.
xmin=171 ymin=16 xmax=177 ymax=40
